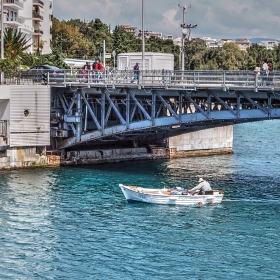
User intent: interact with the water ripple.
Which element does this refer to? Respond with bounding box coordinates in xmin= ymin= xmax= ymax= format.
xmin=0 ymin=120 xmax=280 ymax=279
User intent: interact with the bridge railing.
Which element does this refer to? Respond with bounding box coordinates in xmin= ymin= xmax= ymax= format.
xmin=5 ymin=70 xmax=280 ymax=88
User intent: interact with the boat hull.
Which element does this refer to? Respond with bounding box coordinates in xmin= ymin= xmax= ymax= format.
xmin=119 ymin=184 xmax=224 ymax=205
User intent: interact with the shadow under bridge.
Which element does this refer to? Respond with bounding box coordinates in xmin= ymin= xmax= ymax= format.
xmin=51 ymin=86 xmax=280 ymax=150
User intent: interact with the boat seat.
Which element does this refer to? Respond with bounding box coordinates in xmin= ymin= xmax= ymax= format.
xmin=205 ymin=190 xmax=214 ymax=195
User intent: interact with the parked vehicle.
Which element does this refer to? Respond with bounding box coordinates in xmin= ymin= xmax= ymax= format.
xmin=21 ymin=65 xmax=65 ymax=84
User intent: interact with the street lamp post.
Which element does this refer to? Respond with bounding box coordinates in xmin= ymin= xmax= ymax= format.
xmin=142 ymin=0 xmax=145 ymax=71
xmin=178 ymin=4 xmax=196 ymax=71
xmin=178 ymin=4 xmax=187 ymax=71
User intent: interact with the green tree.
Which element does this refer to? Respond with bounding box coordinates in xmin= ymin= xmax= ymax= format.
xmin=213 ymin=43 xmax=248 ymax=70
xmin=113 ymin=25 xmax=141 ymax=54
xmin=183 ymin=38 xmax=207 ymax=70
xmin=273 ymin=44 xmax=280 ymax=70
xmin=247 ymin=43 xmax=268 ymax=65
xmin=51 ymin=18 xmax=95 ymax=59
xmin=4 ymin=27 xmax=31 ymax=62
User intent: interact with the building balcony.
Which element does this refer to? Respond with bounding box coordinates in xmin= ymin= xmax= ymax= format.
xmin=5 ymin=18 xmax=21 ymax=27
xmin=32 ymin=12 xmax=44 ymax=21
xmin=19 ymin=24 xmax=34 ymax=34
xmin=3 ymin=0 xmax=24 ymax=10
xmin=34 ymin=29 xmax=43 ymax=36
xmin=33 ymin=0 xmax=44 ymax=8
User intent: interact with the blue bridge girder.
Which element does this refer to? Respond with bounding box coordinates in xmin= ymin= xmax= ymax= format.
xmin=48 ymin=70 xmax=280 ymax=150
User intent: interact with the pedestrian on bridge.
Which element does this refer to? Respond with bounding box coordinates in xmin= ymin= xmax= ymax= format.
xmin=82 ymin=62 xmax=92 ymax=83
xmin=254 ymin=63 xmax=261 ymax=86
xmin=94 ymin=60 xmax=104 ymax=82
xmin=131 ymin=62 xmax=140 ymax=84
xmin=267 ymin=61 xmax=274 ymax=86
xmin=261 ymin=59 xmax=269 ymax=86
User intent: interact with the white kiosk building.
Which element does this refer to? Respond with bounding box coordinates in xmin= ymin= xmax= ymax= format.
xmin=117 ymin=52 xmax=174 ymax=70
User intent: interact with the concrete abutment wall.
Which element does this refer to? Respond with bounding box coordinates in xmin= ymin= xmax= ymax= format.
xmin=168 ymin=125 xmax=233 ymax=158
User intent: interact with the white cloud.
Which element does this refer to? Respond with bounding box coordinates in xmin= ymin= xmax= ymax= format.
xmin=160 ymin=9 xmax=180 ymax=35
xmin=53 ymin=0 xmax=280 ymax=40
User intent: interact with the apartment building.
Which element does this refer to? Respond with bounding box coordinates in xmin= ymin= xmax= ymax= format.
xmin=1 ymin=0 xmax=53 ymax=54
xmin=138 ymin=30 xmax=163 ymax=39
xmin=201 ymin=36 xmax=218 ymax=48
xmin=120 ymin=24 xmax=137 ymax=36
xmin=260 ymin=40 xmax=279 ymax=50
xmin=233 ymin=38 xmax=251 ymax=51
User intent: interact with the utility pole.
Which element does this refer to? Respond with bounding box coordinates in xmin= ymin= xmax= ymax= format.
xmin=178 ymin=3 xmax=197 ymax=71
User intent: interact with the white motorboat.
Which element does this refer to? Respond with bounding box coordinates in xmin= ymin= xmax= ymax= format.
xmin=119 ymin=184 xmax=224 ymax=206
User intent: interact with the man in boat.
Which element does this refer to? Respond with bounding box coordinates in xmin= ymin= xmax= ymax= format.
xmin=188 ymin=178 xmax=212 ymax=195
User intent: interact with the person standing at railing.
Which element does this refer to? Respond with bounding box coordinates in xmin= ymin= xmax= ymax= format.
xmin=267 ymin=61 xmax=274 ymax=86
xmin=131 ymin=62 xmax=140 ymax=84
xmin=94 ymin=60 xmax=104 ymax=82
xmin=92 ymin=57 xmax=98 ymax=82
xmin=261 ymin=59 xmax=269 ymax=86
xmin=82 ymin=62 xmax=92 ymax=83
xmin=254 ymin=63 xmax=261 ymax=86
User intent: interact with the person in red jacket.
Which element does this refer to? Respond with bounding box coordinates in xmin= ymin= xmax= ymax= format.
xmin=94 ymin=60 xmax=104 ymax=82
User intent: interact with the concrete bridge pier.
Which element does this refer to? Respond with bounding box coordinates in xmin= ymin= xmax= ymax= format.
xmin=168 ymin=125 xmax=233 ymax=158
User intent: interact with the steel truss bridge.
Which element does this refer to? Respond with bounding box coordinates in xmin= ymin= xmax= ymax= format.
xmin=49 ymin=70 xmax=280 ymax=150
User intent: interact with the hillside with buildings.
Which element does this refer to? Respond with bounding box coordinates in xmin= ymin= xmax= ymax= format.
xmin=120 ymin=24 xmax=280 ymax=51
xmin=1 ymin=2 xmax=280 ymax=71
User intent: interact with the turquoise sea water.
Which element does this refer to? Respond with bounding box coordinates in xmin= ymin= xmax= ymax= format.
xmin=0 ymin=120 xmax=280 ymax=280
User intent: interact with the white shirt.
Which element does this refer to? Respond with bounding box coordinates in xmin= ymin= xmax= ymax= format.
xmin=262 ymin=62 xmax=268 ymax=74
xmin=190 ymin=181 xmax=211 ymax=192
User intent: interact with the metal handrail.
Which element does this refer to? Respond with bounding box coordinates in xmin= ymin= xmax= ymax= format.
xmin=10 ymin=69 xmax=280 ymax=88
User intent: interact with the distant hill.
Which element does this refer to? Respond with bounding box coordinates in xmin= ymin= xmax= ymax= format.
xmin=249 ymin=38 xmax=280 ymax=44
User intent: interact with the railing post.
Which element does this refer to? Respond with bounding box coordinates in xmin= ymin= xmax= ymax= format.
xmin=223 ymin=71 xmax=226 ymax=89
xmin=254 ymin=72 xmax=258 ymax=92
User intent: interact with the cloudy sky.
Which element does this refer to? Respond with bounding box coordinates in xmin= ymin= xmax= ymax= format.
xmin=53 ymin=0 xmax=280 ymax=40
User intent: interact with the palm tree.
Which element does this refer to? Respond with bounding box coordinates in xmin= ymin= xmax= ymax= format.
xmin=3 ymin=27 xmax=32 ymax=62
